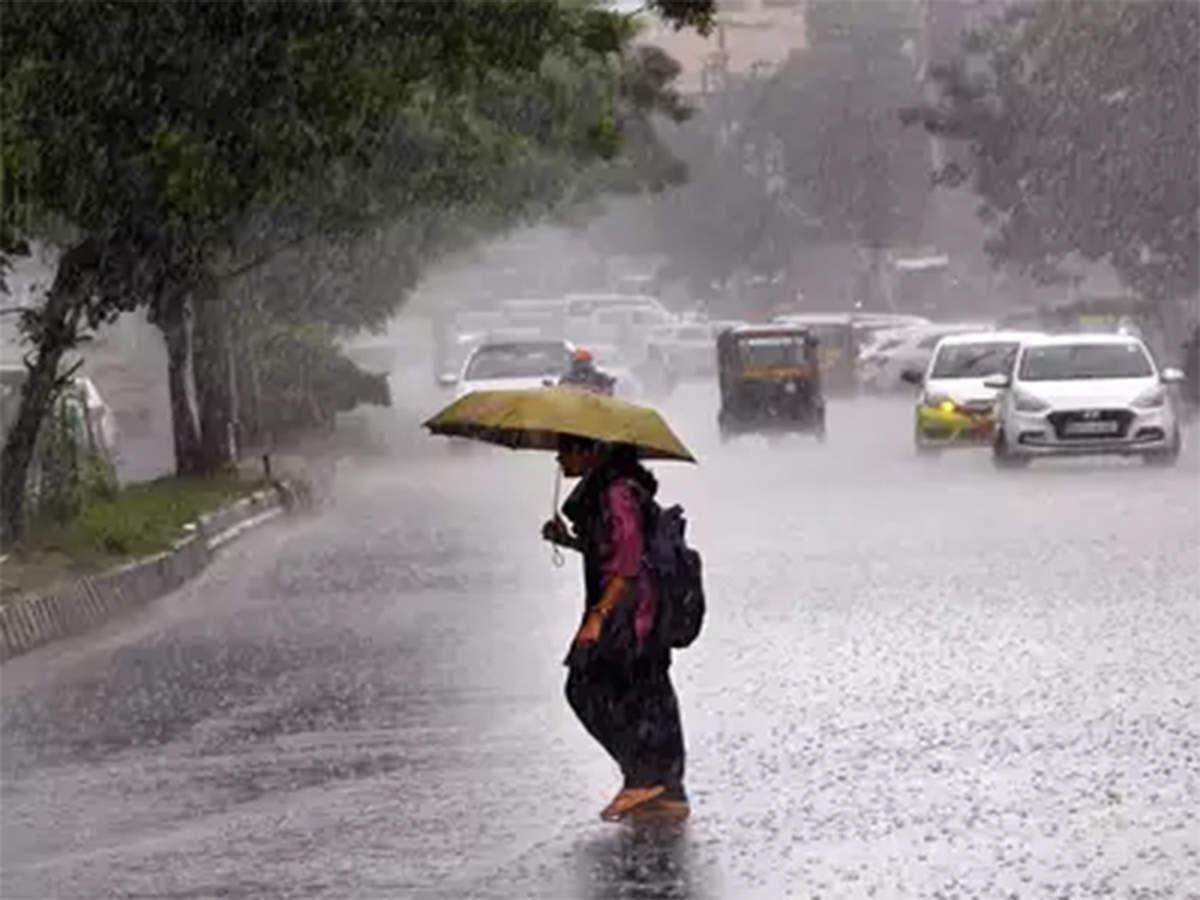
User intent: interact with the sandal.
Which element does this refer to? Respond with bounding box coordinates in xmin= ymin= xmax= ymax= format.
xmin=600 ymin=785 xmax=666 ymax=821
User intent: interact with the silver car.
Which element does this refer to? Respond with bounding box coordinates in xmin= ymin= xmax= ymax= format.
xmin=988 ymin=333 xmax=1184 ymax=468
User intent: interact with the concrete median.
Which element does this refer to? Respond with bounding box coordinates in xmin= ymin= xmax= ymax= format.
xmin=0 ymin=485 xmax=290 ymax=663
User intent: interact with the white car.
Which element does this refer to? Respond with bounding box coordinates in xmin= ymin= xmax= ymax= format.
xmin=860 ymin=322 xmax=994 ymax=392
xmin=851 ymin=312 xmax=931 ymax=347
xmin=455 ymin=338 xmax=574 ymax=398
xmin=988 ymin=333 xmax=1185 ymax=468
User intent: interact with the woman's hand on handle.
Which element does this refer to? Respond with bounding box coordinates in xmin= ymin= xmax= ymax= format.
xmin=542 ymin=517 xmax=579 ymax=550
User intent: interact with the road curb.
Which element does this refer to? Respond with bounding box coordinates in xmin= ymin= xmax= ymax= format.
xmin=0 ymin=484 xmax=291 ymax=664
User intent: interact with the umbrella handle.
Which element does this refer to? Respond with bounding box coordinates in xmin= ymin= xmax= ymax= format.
xmin=551 ymin=467 xmax=565 ymax=568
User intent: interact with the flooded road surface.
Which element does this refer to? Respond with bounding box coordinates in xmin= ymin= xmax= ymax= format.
xmin=3 ymin=387 xmax=1199 ymax=898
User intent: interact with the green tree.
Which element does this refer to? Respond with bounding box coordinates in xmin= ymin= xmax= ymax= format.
xmin=0 ymin=0 xmax=712 ymax=544
xmin=903 ymin=1 xmax=1199 ymax=301
xmin=599 ymin=1 xmax=930 ymax=313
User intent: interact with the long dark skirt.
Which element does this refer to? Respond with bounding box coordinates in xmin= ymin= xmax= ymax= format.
xmin=565 ymin=649 xmax=687 ymax=798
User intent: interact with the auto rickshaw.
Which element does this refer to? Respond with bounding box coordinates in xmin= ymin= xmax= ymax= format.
xmin=716 ymin=326 xmax=826 ymax=441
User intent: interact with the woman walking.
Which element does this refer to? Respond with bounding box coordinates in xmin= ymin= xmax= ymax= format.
xmin=543 ymin=435 xmax=688 ymax=822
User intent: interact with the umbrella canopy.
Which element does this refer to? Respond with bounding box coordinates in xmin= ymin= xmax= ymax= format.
xmin=423 ymin=386 xmax=696 ymax=462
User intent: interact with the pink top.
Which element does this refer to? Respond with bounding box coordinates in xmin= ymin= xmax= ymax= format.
xmin=602 ymin=480 xmax=657 ymax=645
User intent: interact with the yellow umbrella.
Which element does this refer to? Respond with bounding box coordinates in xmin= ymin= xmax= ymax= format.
xmin=423 ymin=386 xmax=697 ymax=463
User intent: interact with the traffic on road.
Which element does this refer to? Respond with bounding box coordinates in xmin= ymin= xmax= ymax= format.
xmin=3 ymin=321 xmax=1197 ymax=896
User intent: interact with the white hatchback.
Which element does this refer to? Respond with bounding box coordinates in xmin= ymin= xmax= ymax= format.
xmin=456 ymin=338 xmax=574 ymax=398
xmin=988 ymin=333 xmax=1184 ymax=467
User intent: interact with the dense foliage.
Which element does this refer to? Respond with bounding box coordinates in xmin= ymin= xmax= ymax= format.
xmin=0 ymin=0 xmax=713 ymax=543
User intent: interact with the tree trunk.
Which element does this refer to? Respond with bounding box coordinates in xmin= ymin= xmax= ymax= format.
xmin=157 ymin=292 xmax=204 ymax=476
xmin=191 ymin=280 xmax=235 ymax=474
xmin=0 ymin=241 xmax=94 ymax=546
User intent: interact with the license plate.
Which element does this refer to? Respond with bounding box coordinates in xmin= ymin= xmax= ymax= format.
xmin=1065 ymin=420 xmax=1119 ymax=435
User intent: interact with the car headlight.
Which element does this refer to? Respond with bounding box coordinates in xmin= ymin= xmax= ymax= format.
xmin=1131 ymin=386 xmax=1166 ymax=409
xmin=1013 ymin=389 xmax=1050 ymax=413
xmin=923 ymin=392 xmax=956 ymax=413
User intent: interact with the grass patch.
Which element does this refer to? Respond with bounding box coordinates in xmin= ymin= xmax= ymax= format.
xmin=1 ymin=475 xmax=263 ymax=600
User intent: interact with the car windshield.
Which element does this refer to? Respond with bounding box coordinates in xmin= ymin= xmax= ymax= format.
xmin=465 ymin=343 xmax=569 ymax=380
xmin=735 ymin=335 xmax=808 ymax=367
xmin=930 ymin=342 xmax=1019 ymax=378
xmin=1018 ymin=343 xmax=1154 ymax=380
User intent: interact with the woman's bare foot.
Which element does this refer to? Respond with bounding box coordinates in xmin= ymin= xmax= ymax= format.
xmin=599 ymin=785 xmax=666 ymax=821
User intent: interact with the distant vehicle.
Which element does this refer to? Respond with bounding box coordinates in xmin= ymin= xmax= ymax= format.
xmin=716 ymin=325 xmax=825 ymax=441
xmin=857 ymin=325 xmax=919 ymax=361
xmin=859 ymin=322 xmax=994 ymax=393
xmin=455 ymin=338 xmax=574 ymax=397
xmin=77 ymin=375 xmax=118 ymax=460
xmin=1 ymin=366 xmax=119 ymax=496
xmin=988 ymin=333 xmax=1184 ymax=468
xmin=851 ymin=312 xmax=931 ymax=346
xmin=562 ymin=293 xmax=670 ymax=321
xmin=580 ymin=304 xmax=676 ymax=350
xmin=436 ymin=310 xmax=507 ymax=384
xmin=647 ymin=322 xmax=720 ymax=380
xmin=901 ymin=331 xmax=1042 ymax=455
xmin=562 ymin=293 xmax=673 ymax=341
xmin=1 ymin=366 xmax=117 ymax=464
xmin=772 ymin=313 xmax=859 ymax=394
xmin=498 ymin=298 xmax=567 ymax=336
xmin=853 ymin=312 xmax=931 ymax=329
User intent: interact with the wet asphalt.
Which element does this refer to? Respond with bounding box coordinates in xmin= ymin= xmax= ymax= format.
xmin=2 ymin=383 xmax=1199 ymax=899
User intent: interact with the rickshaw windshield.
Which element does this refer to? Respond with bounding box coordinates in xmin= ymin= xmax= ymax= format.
xmin=734 ymin=335 xmax=809 ymax=368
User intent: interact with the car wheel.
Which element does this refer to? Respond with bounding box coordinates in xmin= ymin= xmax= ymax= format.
xmin=913 ymin=424 xmax=939 ymax=458
xmin=991 ymin=429 xmax=1029 ymax=469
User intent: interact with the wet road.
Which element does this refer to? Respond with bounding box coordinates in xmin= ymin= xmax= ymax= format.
xmin=3 ymin=384 xmax=1199 ymax=898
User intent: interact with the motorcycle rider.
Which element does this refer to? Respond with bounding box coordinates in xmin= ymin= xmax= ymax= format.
xmin=560 ymin=348 xmax=616 ymax=395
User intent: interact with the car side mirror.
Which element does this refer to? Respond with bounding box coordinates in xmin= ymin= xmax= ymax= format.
xmin=438 ymin=373 xmax=458 ymax=388
xmin=983 ymin=374 xmax=1011 ymax=390
xmin=899 ymin=368 xmax=924 ymax=386
xmin=1160 ymin=367 xmax=1185 ymax=384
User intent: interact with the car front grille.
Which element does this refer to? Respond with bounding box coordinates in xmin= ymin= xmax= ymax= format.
xmin=1047 ymin=408 xmax=1133 ymax=440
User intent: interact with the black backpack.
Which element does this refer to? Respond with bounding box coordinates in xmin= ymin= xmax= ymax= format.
xmin=645 ymin=502 xmax=706 ymax=649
